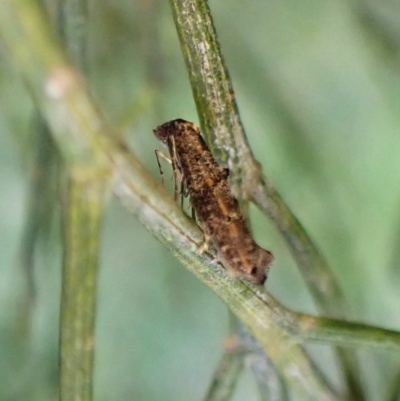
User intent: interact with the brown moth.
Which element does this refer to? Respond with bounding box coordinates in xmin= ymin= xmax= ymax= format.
xmin=153 ymin=119 xmax=273 ymax=284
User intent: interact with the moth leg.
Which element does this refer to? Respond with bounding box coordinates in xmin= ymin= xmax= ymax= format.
xmin=190 ymin=205 xmax=196 ymax=221
xmin=155 ymin=144 xmax=183 ymax=202
xmin=154 ymin=149 xmax=171 ymax=187
xmin=198 ymin=232 xmax=212 ymax=254
xmin=168 ymin=136 xmax=183 ymax=202
xmin=187 ymin=195 xmax=197 ymax=222
xmin=179 ymin=174 xmax=189 ymax=208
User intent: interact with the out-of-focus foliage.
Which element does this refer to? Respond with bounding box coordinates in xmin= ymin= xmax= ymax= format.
xmin=1 ymin=0 xmax=400 ymax=400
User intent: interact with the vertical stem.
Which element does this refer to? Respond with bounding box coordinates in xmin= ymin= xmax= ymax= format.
xmin=168 ymin=0 xmax=252 ymax=197
xmin=56 ymin=1 xmax=106 ymax=401
xmin=20 ymin=117 xmax=59 ymax=301
xmin=168 ymin=0 xmax=364 ymax=397
xmin=57 ymin=0 xmax=88 ymax=72
xmin=60 ymin=175 xmax=108 ymax=401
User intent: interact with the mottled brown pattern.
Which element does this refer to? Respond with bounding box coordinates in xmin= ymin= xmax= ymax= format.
xmin=153 ymin=119 xmax=273 ymax=284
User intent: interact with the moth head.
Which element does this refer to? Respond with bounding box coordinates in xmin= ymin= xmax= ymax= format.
xmin=153 ymin=119 xmax=190 ymax=144
xmin=153 ymin=124 xmax=170 ymax=144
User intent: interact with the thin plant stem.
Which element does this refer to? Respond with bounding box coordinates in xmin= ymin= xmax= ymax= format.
xmin=168 ymin=0 xmax=364 ymax=398
xmin=60 ymin=174 xmax=109 ymax=401
xmin=204 ymin=315 xmax=287 ymax=401
xmin=57 ymin=1 xmax=106 ymax=401
xmin=203 ymin=342 xmax=244 ymax=401
xmin=233 ymin=321 xmax=289 ymax=401
xmin=57 ymin=0 xmax=88 ymax=71
xmin=0 ymin=3 xmax=337 ymax=398
xmin=2 ymin=1 xmax=400 ymax=399
xmin=20 ymin=117 xmax=58 ymax=300
xmin=167 ymin=0 xmax=343 ymax=324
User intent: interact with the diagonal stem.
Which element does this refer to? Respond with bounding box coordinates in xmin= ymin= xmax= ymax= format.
xmin=2 ymin=1 xmax=400 ymax=399
xmin=168 ymin=0 xmax=364 ymax=397
xmin=203 ymin=340 xmax=244 ymax=401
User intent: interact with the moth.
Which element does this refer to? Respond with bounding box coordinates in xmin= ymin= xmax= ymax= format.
xmin=153 ymin=119 xmax=273 ymax=284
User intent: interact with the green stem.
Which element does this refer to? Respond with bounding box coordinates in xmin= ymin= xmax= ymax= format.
xmin=2 ymin=1 xmax=400 ymax=399
xmin=250 ymin=287 xmax=400 ymax=350
xmin=0 ymin=1 xmax=336 ymax=394
xmin=167 ymin=0 xmax=346 ymax=321
xmin=251 ymin=179 xmax=345 ymax=315
xmin=60 ymin=174 xmax=108 ymax=401
xmin=56 ymin=1 xmax=104 ymax=401
xmin=250 ymin=354 xmax=289 ymax=401
xmin=233 ymin=321 xmax=289 ymax=401
xmin=57 ymin=0 xmax=88 ymax=71
xmin=168 ymin=0 xmax=364 ymax=397
xmin=296 ymin=314 xmax=400 ymax=349
xmin=20 ymin=117 xmax=58 ymax=300
xmin=204 ymin=316 xmax=288 ymax=401
xmin=203 ymin=344 xmax=244 ymax=401
xmin=51 ymin=0 xmax=101 ymax=401
xmin=168 ymin=0 xmax=251 ymax=197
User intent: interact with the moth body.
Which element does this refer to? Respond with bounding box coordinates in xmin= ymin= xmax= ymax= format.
xmin=154 ymin=119 xmax=273 ymax=284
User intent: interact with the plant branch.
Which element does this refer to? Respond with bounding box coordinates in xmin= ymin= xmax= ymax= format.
xmin=203 ymin=339 xmax=244 ymax=401
xmin=168 ymin=0 xmax=347 ymax=325
xmin=20 ymin=117 xmax=58 ymax=300
xmin=57 ymin=0 xmax=88 ymax=71
xmin=204 ymin=318 xmax=288 ymax=401
xmin=60 ymin=173 xmax=110 ymax=401
xmin=168 ymin=0 xmax=364 ymax=397
xmin=2 ymin=0 xmax=400 ymax=399
xmin=0 ymin=2 xmax=336 ymax=399
xmin=233 ymin=321 xmax=289 ymax=401
xmin=56 ymin=1 xmax=105 ymax=401
xmin=168 ymin=0 xmax=251 ymax=198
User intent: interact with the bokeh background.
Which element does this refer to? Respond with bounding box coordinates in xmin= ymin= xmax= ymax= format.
xmin=1 ymin=0 xmax=400 ymax=400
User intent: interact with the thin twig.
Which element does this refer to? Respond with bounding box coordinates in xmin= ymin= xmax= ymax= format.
xmin=57 ymin=0 xmax=88 ymax=71
xmin=0 ymin=3 xmax=337 ymax=399
xmin=234 ymin=321 xmax=289 ymax=401
xmin=60 ymin=174 xmax=110 ymax=401
xmin=56 ymin=1 xmax=107 ymax=401
xmin=204 ymin=316 xmax=288 ymax=401
xmin=168 ymin=0 xmax=364 ymax=398
xmin=20 ymin=117 xmax=58 ymax=300
xmin=203 ymin=338 xmax=244 ymax=401
xmin=112 ymin=149 xmax=340 ymax=401
xmin=204 ymin=326 xmax=288 ymax=401
xmin=2 ymin=1 xmax=400 ymax=399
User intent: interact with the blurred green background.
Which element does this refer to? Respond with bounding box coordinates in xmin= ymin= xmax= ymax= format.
xmin=1 ymin=0 xmax=400 ymax=400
